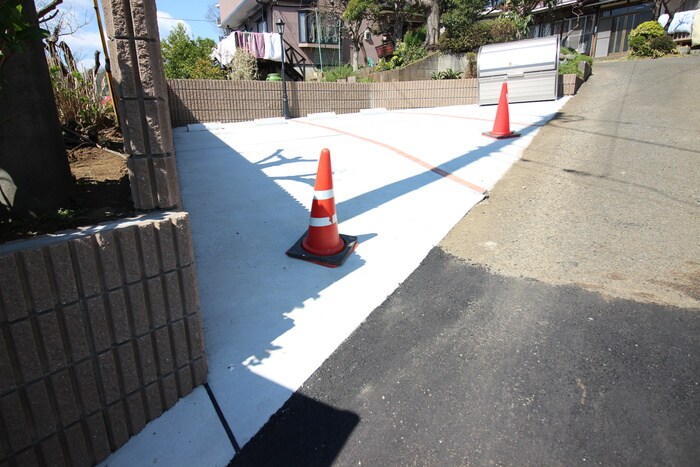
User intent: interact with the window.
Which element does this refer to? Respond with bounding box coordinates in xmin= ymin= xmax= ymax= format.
xmin=560 ymin=14 xmax=594 ymax=54
xmin=531 ymin=14 xmax=595 ymax=54
xmin=298 ymin=10 xmax=340 ymax=45
xmin=299 ymin=11 xmax=316 ymax=43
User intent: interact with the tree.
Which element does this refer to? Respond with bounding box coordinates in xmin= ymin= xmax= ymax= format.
xmin=0 ymin=0 xmax=73 ymax=219
xmin=160 ymin=23 xmax=225 ymax=79
xmin=440 ymin=0 xmax=484 ymax=39
xmin=375 ymin=0 xmax=422 ymax=41
xmin=341 ymin=0 xmax=380 ymax=70
xmin=419 ymin=0 xmax=441 ymax=47
xmin=500 ymin=0 xmax=557 ymax=37
xmin=0 ymin=0 xmax=50 ymax=77
xmin=341 ymin=0 xmax=379 ymax=70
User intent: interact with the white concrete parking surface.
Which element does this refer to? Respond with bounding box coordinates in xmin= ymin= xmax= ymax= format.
xmin=100 ymin=98 xmax=569 ymax=466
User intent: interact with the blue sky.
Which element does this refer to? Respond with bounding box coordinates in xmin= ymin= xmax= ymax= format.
xmin=46 ymin=0 xmax=221 ymax=69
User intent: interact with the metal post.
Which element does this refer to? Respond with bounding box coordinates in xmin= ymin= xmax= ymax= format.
xmin=277 ymin=19 xmax=291 ymax=119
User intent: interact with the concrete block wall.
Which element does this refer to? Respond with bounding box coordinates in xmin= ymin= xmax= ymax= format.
xmin=100 ymin=0 xmax=179 ymax=211
xmin=167 ymin=79 xmax=482 ymax=126
xmin=0 ymin=212 xmax=206 ymax=466
xmin=371 ymin=80 xmax=479 ymax=109
xmin=167 ymin=76 xmax=581 ymax=127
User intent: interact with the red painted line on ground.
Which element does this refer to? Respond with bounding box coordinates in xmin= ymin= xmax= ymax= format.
xmin=293 ymin=119 xmax=487 ymax=195
xmin=396 ymin=111 xmax=546 ymax=128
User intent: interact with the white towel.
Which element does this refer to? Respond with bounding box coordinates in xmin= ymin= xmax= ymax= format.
xmin=211 ymin=33 xmax=238 ymax=66
xmin=263 ymin=33 xmax=274 ymax=60
xmin=268 ymin=33 xmax=283 ymax=62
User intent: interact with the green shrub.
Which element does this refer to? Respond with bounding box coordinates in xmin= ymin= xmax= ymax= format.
xmin=439 ymin=21 xmax=489 ymax=53
xmin=227 ymin=49 xmax=258 ymax=80
xmin=192 ymin=57 xmax=227 ymax=79
xmin=394 ymin=39 xmax=428 ymax=65
xmin=374 ymin=40 xmax=427 ymax=71
xmin=431 ymin=68 xmax=463 ymax=79
xmin=465 ymin=51 xmax=477 ymax=78
xmin=49 ymin=66 xmax=115 ymax=135
xmin=323 ymin=64 xmax=354 ymax=82
xmin=629 ymin=20 xmax=665 ymax=39
xmin=628 ymin=21 xmax=673 ymax=57
xmin=439 ymin=18 xmax=517 ymax=54
xmin=375 ymin=56 xmax=400 ymax=71
xmin=403 ymin=27 xmax=426 ymax=48
xmin=628 ymin=34 xmax=652 ymax=56
xmin=650 ymin=35 xmax=676 ymax=54
xmin=490 ymin=17 xmax=519 ymax=44
xmin=558 ymin=47 xmax=593 ymax=78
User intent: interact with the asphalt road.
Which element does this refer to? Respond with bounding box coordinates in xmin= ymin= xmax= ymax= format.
xmin=230 ymin=56 xmax=700 ymax=466
xmin=444 ymin=55 xmax=700 ymax=309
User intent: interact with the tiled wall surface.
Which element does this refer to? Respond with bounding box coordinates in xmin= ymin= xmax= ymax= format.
xmin=0 ymin=212 xmax=206 ymax=466
xmin=167 ymin=79 xmax=480 ymax=126
xmin=167 ymin=76 xmax=579 ymax=127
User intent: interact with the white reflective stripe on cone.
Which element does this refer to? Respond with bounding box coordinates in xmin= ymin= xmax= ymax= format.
xmin=313 ymin=189 xmax=334 ymax=200
xmin=309 ymin=214 xmax=337 ymax=227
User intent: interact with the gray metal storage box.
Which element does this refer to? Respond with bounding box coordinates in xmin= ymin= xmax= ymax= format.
xmin=478 ymin=36 xmax=560 ymax=105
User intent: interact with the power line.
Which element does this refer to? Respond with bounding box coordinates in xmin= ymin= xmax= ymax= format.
xmin=156 ymin=15 xmax=214 ymax=23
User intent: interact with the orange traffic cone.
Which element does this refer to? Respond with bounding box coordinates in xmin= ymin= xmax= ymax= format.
xmin=483 ymin=82 xmax=520 ymax=139
xmin=286 ymin=148 xmax=358 ymax=267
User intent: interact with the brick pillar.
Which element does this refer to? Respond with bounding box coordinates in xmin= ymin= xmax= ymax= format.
xmin=101 ymin=0 xmax=180 ymax=210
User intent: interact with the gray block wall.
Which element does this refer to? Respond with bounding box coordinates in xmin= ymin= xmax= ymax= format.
xmin=101 ymin=0 xmax=180 ymax=211
xmin=0 ymin=213 xmax=206 ymax=466
xmin=167 ymin=79 xmax=481 ymax=126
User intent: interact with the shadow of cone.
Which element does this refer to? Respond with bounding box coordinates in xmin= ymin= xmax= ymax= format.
xmin=483 ymin=82 xmax=521 ymax=139
xmin=286 ymin=148 xmax=358 ymax=267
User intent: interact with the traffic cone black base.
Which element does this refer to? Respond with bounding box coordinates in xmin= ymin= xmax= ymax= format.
xmin=286 ymin=232 xmax=358 ymax=268
xmin=482 ymin=130 xmax=521 ymax=139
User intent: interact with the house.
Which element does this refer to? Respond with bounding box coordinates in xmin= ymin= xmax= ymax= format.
xmin=217 ymin=0 xmax=385 ymax=79
xmin=527 ymin=0 xmax=700 ymax=57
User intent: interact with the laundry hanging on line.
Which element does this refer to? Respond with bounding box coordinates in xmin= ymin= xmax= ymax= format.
xmin=210 ymin=31 xmax=283 ymax=66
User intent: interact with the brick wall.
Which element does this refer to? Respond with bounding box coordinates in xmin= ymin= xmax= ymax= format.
xmin=0 ymin=212 xmax=206 ymax=466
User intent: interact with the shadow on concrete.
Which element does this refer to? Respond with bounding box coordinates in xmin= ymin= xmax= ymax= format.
xmin=228 ymin=392 xmax=360 ymax=466
xmin=173 ymin=108 xmax=558 ymax=455
xmin=175 ymin=127 xmax=369 ymax=449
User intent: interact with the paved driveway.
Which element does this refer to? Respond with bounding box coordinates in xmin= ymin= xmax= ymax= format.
xmin=232 ymin=56 xmax=700 ymax=465
xmin=101 ymin=96 xmax=568 ymax=466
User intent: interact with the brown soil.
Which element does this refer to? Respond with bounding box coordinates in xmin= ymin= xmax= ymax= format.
xmin=0 ymin=128 xmax=134 ymax=244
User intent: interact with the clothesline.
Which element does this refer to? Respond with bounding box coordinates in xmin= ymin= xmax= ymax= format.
xmin=211 ymin=31 xmax=284 ymax=66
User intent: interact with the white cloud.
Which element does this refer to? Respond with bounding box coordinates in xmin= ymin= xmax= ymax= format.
xmin=157 ymin=11 xmax=193 ymax=39
xmin=62 ymin=30 xmax=102 ymax=53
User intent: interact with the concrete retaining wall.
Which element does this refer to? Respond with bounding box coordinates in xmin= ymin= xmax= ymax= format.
xmin=368 ymin=53 xmax=475 ymax=82
xmin=0 ymin=212 xmax=206 ymax=466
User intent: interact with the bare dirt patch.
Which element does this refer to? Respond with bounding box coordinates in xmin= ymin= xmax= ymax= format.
xmin=0 ymin=129 xmax=134 ymax=244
